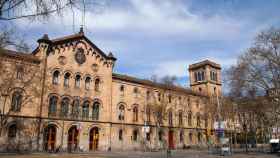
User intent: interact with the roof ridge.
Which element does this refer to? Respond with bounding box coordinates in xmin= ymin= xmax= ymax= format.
xmin=112 ymin=73 xmax=206 ymax=97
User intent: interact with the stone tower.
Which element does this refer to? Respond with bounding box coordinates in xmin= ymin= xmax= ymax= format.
xmin=188 ymin=60 xmax=222 ymax=96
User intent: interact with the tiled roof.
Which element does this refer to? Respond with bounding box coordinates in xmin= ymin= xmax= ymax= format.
xmin=0 ymin=48 xmax=41 ymax=63
xmin=189 ymin=59 xmax=221 ymax=70
xmin=112 ymin=73 xmax=206 ymax=97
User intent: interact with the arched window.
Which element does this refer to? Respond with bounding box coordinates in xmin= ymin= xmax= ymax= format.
xmin=94 ymin=78 xmax=100 ymax=92
xmin=75 ymin=75 xmax=81 ymax=88
xmin=132 ymin=106 xmax=138 ymax=122
xmin=168 ymin=94 xmax=172 ymax=103
xmin=168 ymin=111 xmax=173 ymax=126
xmin=189 ymin=133 xmax=193 ymax=143
xmin=179 ymin=111 xmax=183 ymax=126
xmin=82 ymin=101 xmax=90 ymax=119
xmin=120 ymin=85 xmax=125 ymax=96
xmin=188 ymin=112 xmax=192 ymax=126
xmin=158 ymin=130 xmax=163 ymax=141
xmin=92 ymin=102 xmax=100 ymax=120
xmin=119 ymin=129 xmax=123 ymax=141
xmin=85 ymin=77 xmax=91 ymax=90
xmin=198 ymin=132 xmax=202 ymax=143
xmin=132 ymin=129 xmax=138 ymax=141
xmin=16 ymin=66 xmax=24 ymax=79
xmin=158 ymin=92 xmax=161 ymax=102
xmin=11 ymin=91 xmax=22 ymax=112
xmin=146 ymin=131 xmax=151 ymax=141
xmin=72 ymin=99 xmax=80 ymax=118
xmin=146 ymin=107 xmax=151 ymax=123
xmin=133 ymin=87 xmax=139 ymax=98
xmin=118 ymin=104 xmax=125 ymax=121
xmin=205 ymin=116 xmax=208 ymax=128
xmin=146 ymin=91 xmax=150 ymax=100
xmin=197 ymin=114 xmax=201 ymax=127
xmin=60 ymin=98 xmax=69 ymax=117
xmin=64 ymin=73 xmax=70 ymax=87
xmin=8 ymin=124 xmax=17 ymax=138
xmin=52 ymin=70 xmax=59 ymax=85
xmin=48 ymin=96 xmax=58 ymax=116
xmin=180 ymin=130 xmax=184 ymax=143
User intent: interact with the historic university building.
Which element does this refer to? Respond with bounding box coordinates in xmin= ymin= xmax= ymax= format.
xmin=0 ymin=28 xmax=222 ymax=152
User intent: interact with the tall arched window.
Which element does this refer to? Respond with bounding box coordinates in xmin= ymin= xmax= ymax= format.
xmin=189 ymin=133 xmax=193 ymax=144
xmin=133 ymin=87 xmax=139 ymax=97
xmin=168 ymin=111 xmax=173 ymax=126
xmin=8 ymin=124 xmax=17 ymax=138
xmin=85 ymin=77 xmax=91 ymax=90
xmin=180 ymin=130 xmax=184 ymax=143
xmin=146 ymin=107 xmax=151 ymax=123
xmin=205 ymin=116 xmax=208 ymax=128
xmin=72 ymin=99 xmax=80 ymax=118
xmin=168 ymin=94 xmax=172 ymax=103
xmin=119 ymin=129 xmax=123 ymax=141
xmin=146 ymin=91 xmax=150 ymax=100
xmin=94 ymin=78 xmax=100 ymax=92
xmin=197 ymin=114 xmax=201 ymax=127
xmin=11 ymin=91 xmax=22 ymax=112
xmin=132 ymin=129 xmax=138 ymax=142
xmin=16 ymin=66 xmax=24 ymax=79
xmin=82 ymin=101 xmax=89 ymax=119
xmin=188 ymin=112 xmax=192 ymax=126
xmin=120 ymin=85 xmax=125 ymax=96
xmin=132 ymin=106 xmax=138 ymax=122
xmin=49 ymin=96 xmax=58 ymax=116
xmin=198 ymin=132 xmax=202 ymax=143
xmin=60 ymin=97 xmax=69 ymax=117
xmin=158 ymin=130 xmax=163 ymax=141
xmin=52 ymin=70 xmax=59 ymax=85
xmin=118 ymin=104 xmax=125 ymax=121
xmin=179 ymin=111 xmax=183 ymax=126
xmin=92 ymin=102 xmax=100 ymax=120
xmin=64 ymin=73 xmax=70 ymax=87
xmin=75 ymin=75 xmax=81 ymax=88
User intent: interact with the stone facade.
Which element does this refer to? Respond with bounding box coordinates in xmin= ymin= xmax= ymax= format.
xmin=0 ymin=30 xmax=221 ymax=152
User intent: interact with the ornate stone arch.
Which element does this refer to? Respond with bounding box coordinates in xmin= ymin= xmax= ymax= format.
xmin=93 ymin=98 xmax=103 ymax=108
xmin=50 ymin=68 xmax=61 ymax=75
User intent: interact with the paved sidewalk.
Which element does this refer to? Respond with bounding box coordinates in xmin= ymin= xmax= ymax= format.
xmin=0 ymin=149 xmax=278 ymax=158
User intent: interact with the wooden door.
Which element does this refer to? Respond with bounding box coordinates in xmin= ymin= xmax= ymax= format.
xmin=68 ymin=126 xmax=79 ymax=151
xmin=89 ymin=127 xmax=99 ymax=151
xmin=44 ymin=125 xmax=56 ymax=151
xmin=168 ymin=130 xmax=175 ymax=149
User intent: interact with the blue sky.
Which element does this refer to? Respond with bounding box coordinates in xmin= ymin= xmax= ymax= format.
xmin=2 ymin=0 xmax=280 ymax=87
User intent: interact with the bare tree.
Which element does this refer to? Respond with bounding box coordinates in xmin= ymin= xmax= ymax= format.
xmin=0 ymin=50 xmax=41 ymax=138
xmin=0 ymin=0 xmax=108 ymax=21
xmin=224 ymin=27 xmax=280 ymax=148
xmin=0 ymin=26 xmax=29 ymax=52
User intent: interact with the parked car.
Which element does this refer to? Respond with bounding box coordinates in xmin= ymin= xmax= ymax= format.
xmin=270 ymin=139 xmax=280 ymax=153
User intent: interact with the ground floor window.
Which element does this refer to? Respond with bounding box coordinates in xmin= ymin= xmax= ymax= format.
xmin=119 ymin=129 xmax=123 ymax=141
xmin=8 ymin=124 xmax=17 ymax=138
xmin=132 ymin=130 xmax=138 ymax=141
xmin=189 ymin=133 xmax=193 ymax=144
xmin=180 ymin=130 xmax=184 ymax=143
xmin=146 ymin=132 xmax=150 ymax=141
xmin=158 ymin=130 xmax=163 ymax=141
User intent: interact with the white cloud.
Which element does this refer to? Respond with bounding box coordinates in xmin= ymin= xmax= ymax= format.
xmin=14 ymin=0 xmax=244 ymax=41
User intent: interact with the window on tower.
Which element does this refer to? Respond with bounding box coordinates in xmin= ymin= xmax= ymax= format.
xmin=194 ymin=71 xmax=205 ymax=82
xmin=210 ymin=70 xmax=218 ymax=81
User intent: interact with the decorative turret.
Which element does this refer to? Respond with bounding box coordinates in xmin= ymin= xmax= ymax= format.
xmin=36 ymin=34 xmax=52 ymax=59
